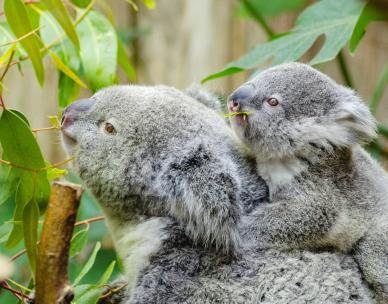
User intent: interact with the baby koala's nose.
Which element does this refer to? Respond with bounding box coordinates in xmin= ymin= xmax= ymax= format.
xmin=228 ymin=85 xmax=253 ymax=112
xmin=61 ymin=98 xmax=94 ymax=127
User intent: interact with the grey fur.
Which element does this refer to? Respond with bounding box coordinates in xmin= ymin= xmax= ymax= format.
xmin=229 ymin=62 xmax=388 ymax=302
xmin=62 ymin=84 xmax=372 ymax=303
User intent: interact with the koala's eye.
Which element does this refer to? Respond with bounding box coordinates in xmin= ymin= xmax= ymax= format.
xmin=104 ymin=122 xmax=116 ymax=135
xmin=266 ymin=98 xmax=279 ymax=107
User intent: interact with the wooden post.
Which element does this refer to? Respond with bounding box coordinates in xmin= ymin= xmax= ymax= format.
xmin=35 ymin=181 xmax=83 ymax=304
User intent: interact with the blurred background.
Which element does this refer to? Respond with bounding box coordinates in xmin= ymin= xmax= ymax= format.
xmin=3 ymin=0 xmax=388 ymax=164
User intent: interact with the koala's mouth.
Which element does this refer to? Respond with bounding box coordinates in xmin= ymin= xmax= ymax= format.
xmin=61 ymin=129 xmax=78 ymax=147
xmin=225 ymin=112 xmax=251 ymax=127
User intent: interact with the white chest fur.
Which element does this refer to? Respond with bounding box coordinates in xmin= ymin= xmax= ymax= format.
xmin=103 ymin=214 xmax=169 ymax=294
xmin=257 ymin=157 xmax=306 ymax=197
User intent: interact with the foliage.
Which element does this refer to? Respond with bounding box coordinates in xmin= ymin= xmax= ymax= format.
xmin=0 ymin=0 xmax=386 ymax=302
xmin=0 ymin=0 xmax=153 ymax=303
xmin=203 ymin=0 xmax=388 ymax=160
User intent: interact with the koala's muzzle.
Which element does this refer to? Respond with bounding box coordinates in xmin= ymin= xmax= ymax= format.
xmin=61 ymin=98 xmax=95 ymax=127
xmin=228 ymin=85 xmax=254 ymax=113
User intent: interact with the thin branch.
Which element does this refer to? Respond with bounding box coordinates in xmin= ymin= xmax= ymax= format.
xmin=0 ymin=158 xmax=38 ymax=172
xmin=47 ymin=156 xmax=75 ymax=169
xmin=0 ymin=26 xmax=42 ymax=48
xmin=75 ymin=215 xmax=105 ymax=227
xmin=0 ymin=156 xmax=74 ymax=172
xmin=336 ymin=50 xmax=354 ymax=88
xmin=99 ymin=282 xmax=128 ymax=300
xmin=0 ymin=95 xmax=5 ymax=109
xmin=32 ymin=126 xmax=60 ymax=133
xmin=0 ymin=49 xmax=16 ymax=83
xmin=240 ymin=0 xmax=275 ymax=39
xmin=9 ymin=216 xmax=104 ymax=262
xmin=6 ymin=278 xmax=32 ymax=293
xmin=0 ymin=280 xmax=28 ymax=302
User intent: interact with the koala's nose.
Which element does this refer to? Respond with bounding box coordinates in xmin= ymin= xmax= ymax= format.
xmin=228 ymin=85 xmax=253 ymax=112
xmin=61 ymin=98 xmax=94 ymax=127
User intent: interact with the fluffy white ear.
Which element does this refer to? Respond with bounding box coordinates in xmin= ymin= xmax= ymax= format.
xmin=332 ymin=89 xmax=377 ymax=146
xmin=185 ymin=84 xmax=222 ymax=111
xmin=297 ymin=89 xmax=377 ymax=151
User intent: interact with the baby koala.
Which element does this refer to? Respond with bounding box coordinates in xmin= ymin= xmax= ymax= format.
xmin=228 ymin=62 xmax=388 ymax=301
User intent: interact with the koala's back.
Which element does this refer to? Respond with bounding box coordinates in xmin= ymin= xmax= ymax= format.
xmin=130 ymin=228 xmax=372 ymax=304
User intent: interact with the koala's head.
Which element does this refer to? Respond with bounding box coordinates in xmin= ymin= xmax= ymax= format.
xmin=227 ymin=62 xmax=377 ymax=161
xmin=61 ymin=85 xmax=204 ymax=206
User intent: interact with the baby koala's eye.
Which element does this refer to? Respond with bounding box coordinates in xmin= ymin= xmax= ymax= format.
xmin=266 ymin=97 xmax=279 ymax=107
xmin=103 ymin=122 xmax=116 ymax=135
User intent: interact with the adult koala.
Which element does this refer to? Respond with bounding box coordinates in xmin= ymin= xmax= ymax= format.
xmin=61 ymin=85 xmax=372 ymax=303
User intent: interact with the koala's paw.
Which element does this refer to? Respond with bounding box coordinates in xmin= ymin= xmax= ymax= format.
xmin=98 ymin=277 xmax=129 ymax=304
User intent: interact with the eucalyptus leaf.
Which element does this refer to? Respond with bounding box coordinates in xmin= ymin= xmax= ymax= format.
xmin=71 ymin=0 xmax=92 ymax=8
xmin=77 ymin=10 xmax=118 ymax=90
xmin=237 ymin=0 xmax=307 ymax=17
xmin=203 ymin=0 xmax=365 ymax=82
xmin=0 ymin=222 xmax=12 ymax=243
xmin=70 ymin=228 xmax=89 ymax=257
xmin=58 ymin=72 xmax=81 ymax=109
xmin=3 ymin=0 xmax=44 ymax=85
xmin=0 ymin=110 xmax=50 ymax=249
xmin=117 ymin=39 xmax=136 ymax=81
xmin=73 ymin=242 xmax=101 ymax=285
xmin=23 ymin=199 xmax=39 ymax=276
xmin=41 ymin=0 xmax=80 ymax=48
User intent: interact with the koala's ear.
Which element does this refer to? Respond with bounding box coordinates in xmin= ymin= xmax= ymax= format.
xmin=185 ymin=84 xmax=222 ymax=111
xmin=330 ymin=89 xmax=377 ymax=146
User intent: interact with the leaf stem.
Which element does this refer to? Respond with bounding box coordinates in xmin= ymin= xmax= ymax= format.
xmin=336 ymin=50 xmax=353 ymax=88
xmin=0 ymin=26 xmax=42 ymax=48
xmin=369 ymin=64 xmax=388 ymax=115
xmin=32 ymin=126 xmax=60 ymax=133
xmin=0 ymin=49 xmax=16 ymax=83
xmin=9 ymin=216 xmax=104 ymax=262
xmin=240 ymin=0 xmax=275 ymax=39
xmin=0 ymin=280 xmax=31 ymax=302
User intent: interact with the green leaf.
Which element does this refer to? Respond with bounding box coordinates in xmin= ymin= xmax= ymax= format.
xmin=203 ymin=0 xmax=365 ymax=82
xmin=70 ymin=228 xmax=89 ymax=257
xmin=72 ymin=261 xmax=116 ymax=304
xmin=0 ymin=166 xmax=18 ymax=205
xmin=0 ymin=222 xmax=12 ymax=243
xmin=40 ymin=11 xmax=80 ymax=71
xmin=237 ymin=0 xmax=307 ymax=17
xmin=71 ymin=0 xmax=92 ymax=8
xmin=41 ymin=0 xmax=80 ymax=48
xmin=49 ymin=50 xmax=87 ymax=88
xmin=23 ymin=199 xmax=39 ymax=276
xmin=47 ymin=166 xmax=68 ymax=181
xmin=4 ymin=0 xmax=44 ymax=85
xmin=0 ymin=44 xmax=16 ymax=66
xmin=98 ymin=260 xmax=116 ymax=285
xmin=370 ymin=64 xmax=388 ymax=115
xmin=58 ymin=72 xmax=81 ymax=109
xmin=73 ymin=285 xmax=101 ymax=304
xmin=77 ymin=10 xmax=118 ymax=90
xmin=73 ymin=242 xmax=101 ymax=285
xmin=0 ymin=22 xmax=27 ymax=58
xmin=0 ymin=110 xmax=50 ymax=247
xmin=6 ymin=178 xmax=33 ymax=248
xmin=349 ymin=5 xmax=385 ymax=54
xmin=117 ymin=38 xmax=136 ymax=81
xmin=0 ymin=109 xmax=47 ymax=173
xmin=142 ymin=0 xmax=156 ymax=9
